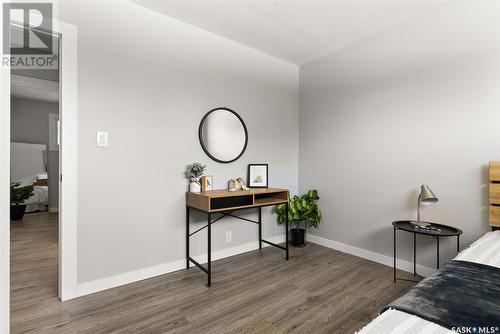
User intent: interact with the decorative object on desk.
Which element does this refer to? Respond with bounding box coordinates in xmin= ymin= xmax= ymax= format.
xmin=10 ymin=182 xmax=34 ymax=221
xmin=273 ymin=189 xmax=321 ymax=247
xmin=201 ymin=175 xmax=213 ymax=192
xmin=248 ymin=164 xmax=268 ymax=188
xmin=185 ymin=162 xmax=206 ymax=193
xmin=227 ymin=177 xmax=249 ymax=192
xmin=410 ymin=184 xmax=438 ymax=228
xmin=228 ymin=179 xmax=237 ymax=192
xmin=198 ymin=107 xmax=248 ymax=164
xmin=201 ymin=176 xmax=207 ymax=192
xmin=237 ymin=177 xmax=249 ymax=190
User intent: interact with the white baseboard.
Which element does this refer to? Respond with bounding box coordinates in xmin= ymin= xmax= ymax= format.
xmin=307 ymin=234 xmax=435 ymax=277
xmin=76 ymin=235 xmax=285 ymax=297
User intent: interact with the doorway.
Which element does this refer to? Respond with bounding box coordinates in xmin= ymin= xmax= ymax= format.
xmin=1 ymin=15 xmax=77 ymax=333
xmin=9 ymin=25 xmax=62 ymax=316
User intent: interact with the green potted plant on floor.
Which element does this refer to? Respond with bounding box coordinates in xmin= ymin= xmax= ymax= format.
xmin=273 ymin=189 xmax=322 ymax=247
xmin=11 ymin=182 xmax=34 ymax=221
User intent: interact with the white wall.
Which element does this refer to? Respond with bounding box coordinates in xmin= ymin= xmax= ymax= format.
xmin=11 ymin=98 xmax=59 ymax=209
xmin=299 ymin=2 xmax=500 ymax=269
xmin=56 ymin=1 xmax=298 ymax=285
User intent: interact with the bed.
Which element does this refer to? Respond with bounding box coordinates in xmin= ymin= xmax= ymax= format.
xmin=357 ymin=230 xmax=500 ymax=334
xmin=24 ymin=182 xmax=49 ymax=212
xmin=11 ymin=142 xmax=50 ymax=212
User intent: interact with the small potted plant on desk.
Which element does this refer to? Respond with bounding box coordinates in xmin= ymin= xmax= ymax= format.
xmin=185 ymin=162 xmax=206 ymax=193
xmin=11 ymin=182 xmax=34 ymax=221
xmin=273 ymin=189 xmax=322 ymax=247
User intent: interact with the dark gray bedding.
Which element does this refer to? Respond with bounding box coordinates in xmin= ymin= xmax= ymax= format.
xmin=382 ymin=260 xmax=500 ymax=330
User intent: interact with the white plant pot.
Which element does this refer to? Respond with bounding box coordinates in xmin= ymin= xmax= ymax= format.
xmin=189 ymin=181 xmax=201 ymax=193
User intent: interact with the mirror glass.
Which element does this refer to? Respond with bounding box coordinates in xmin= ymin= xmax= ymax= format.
xmin=199 ymin=108 xmax=248 ymax=163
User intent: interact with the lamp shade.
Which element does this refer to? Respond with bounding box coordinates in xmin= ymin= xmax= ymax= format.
xmin=420 ymin=184 xmax=438 ymax=205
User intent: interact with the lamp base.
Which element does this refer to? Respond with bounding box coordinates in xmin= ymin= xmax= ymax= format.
xmin=409 ymin=221 xmax=431 ymax=228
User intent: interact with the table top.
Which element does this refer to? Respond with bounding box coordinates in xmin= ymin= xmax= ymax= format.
xmin=186 ymin=188 xmax=288 ymax=198
xmin=186 ymin=188 xmax=289 ymax=213
xmin=392 ymin=220 xmax=463 ymax=236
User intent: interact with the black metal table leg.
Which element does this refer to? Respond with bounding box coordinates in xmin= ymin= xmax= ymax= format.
xmin=186 ymin=206 xmax=190 ymax=269
xmin=207 ymin=213 xmax=211 ymax=287
xmin=258 ymin=207 xmax=262 ymax=250
xmin=413 ymin=232 xmax=416 ymax=276
xmin=457 ymin=235 xmax=460 ymax=253
xmin=436 ymin=236 xmax=440 ymax=269
xmin=188 ymin=200 xmax=292 ymax=286
xmin=394 ymin=226 xmax=396 ymax=283
xmin=285 ymin=202 xmax=289 ymax=260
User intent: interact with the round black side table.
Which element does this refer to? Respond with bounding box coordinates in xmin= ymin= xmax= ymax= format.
xmin=392 ymin=220 xmax=463 ymax=283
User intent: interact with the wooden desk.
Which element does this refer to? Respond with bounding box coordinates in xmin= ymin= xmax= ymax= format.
xmin=186 ymin=188 xmax=289 ymax=286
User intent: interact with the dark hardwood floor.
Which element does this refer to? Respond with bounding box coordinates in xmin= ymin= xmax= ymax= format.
xmin=11 ymin=212 xmax=415 ymax=333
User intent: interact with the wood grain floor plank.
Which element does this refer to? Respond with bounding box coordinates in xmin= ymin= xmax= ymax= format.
xmin=11 ymin=212 xmax=415 ymax=333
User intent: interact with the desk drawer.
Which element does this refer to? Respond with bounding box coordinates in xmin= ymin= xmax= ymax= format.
xmin=210 ymin=195 xmax=253 ymax=210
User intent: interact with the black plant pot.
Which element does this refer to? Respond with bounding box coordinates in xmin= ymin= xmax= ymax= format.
xmin=290 ymin=228 xmax=306 ymax=247
xmin=11 ymin=205 xmax=27 ymax=221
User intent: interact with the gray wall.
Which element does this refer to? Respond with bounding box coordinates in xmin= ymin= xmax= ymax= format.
xmin=299 ymin=2 xmax=500 ymax=269
xmin=11 ymin=97 xmax=59 ymax=209
xmin=57 ymin=1 xmax=299 ymax=284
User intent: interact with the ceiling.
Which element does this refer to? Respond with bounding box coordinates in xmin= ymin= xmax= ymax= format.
xmin=11 ymin=75 xmax=59 ymax=103
xmin=133 ymin=0 xmax=445 ymax=66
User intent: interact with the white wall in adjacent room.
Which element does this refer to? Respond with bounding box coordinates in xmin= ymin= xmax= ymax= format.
xmin=299 ymin=1 xmax=500 ymax=269
xmin=11 ymin=98 xmax=59 ymax=210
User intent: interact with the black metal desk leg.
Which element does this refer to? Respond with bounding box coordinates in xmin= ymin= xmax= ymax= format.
xmin=186 ymin=206 xmax=190 ymax=269
xmin=413 ymin=233 xmax=416 ymax=276
xmin=394 ymin=227 xmax=396 ymax=283
xmin=436 ymin=236 xmax=440 ymax=269
xmin=258 ymin=207 xmax=262 ymax=250
xmin=457 ymin=235 xmax=460 ymax=253
xmin=285 ymin=202 xmax=289 ymax=260
xmin=207 ymin=213 xmax=211 ymax=287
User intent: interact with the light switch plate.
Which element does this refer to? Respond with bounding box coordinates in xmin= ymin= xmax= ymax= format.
xmin=96 ymin=131 xmax=108 ymax=147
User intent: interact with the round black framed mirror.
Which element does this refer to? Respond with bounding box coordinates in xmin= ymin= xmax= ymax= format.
xmin=198 ymin=107 xmax=248 ymax=164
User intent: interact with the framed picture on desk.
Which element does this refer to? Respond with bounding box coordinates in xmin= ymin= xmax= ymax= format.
xmin=248 ymin=164 xmax=268 ymax=188
xmin=201 ymin=176 xmax=213 ymax=192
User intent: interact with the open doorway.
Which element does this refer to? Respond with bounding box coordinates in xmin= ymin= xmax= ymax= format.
xmin=9 ymin=23 xmax=61 ymax=319
xmin=1 ymin=14 xmax=77 ymax=331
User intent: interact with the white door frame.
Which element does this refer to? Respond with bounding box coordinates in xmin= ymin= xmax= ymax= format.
xmin=0 ymin=5 xmax=11 ymax=333
xmin=0 ymin=15 xmax=78 ymax=334
xmin=53 ymin=18 xmax=78 ymax=302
